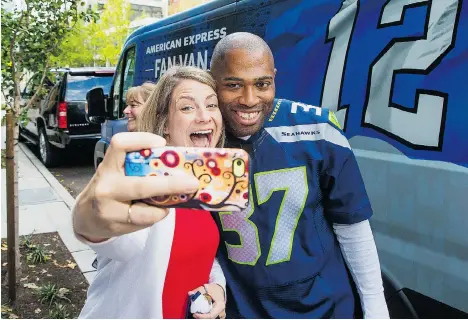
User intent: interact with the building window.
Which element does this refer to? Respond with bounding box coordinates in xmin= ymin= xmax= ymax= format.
xmin=131 ymin=4 xmax=163 ymax=20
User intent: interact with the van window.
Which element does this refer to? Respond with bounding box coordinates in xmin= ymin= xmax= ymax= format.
xmin=113 ymin=46 xmax=136 ymax=119
xmin=112 ymin=62 xmax=123 ymax=118
xmin=122 ymin=50 xmax=136 ymax=106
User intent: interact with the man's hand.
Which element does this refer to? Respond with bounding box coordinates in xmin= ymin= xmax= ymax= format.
xmin=72 ymin=132 xmax=200 ymax=242
xmin=188 ymin=284 xmax=226 ymax=319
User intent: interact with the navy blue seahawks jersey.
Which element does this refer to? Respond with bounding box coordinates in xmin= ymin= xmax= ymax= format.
xmin=213 ymin=98 xmax=372 ymax=318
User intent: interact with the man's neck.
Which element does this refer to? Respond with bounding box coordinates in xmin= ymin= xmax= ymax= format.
xmin=225 ymin=131 xmax=253 ymax=154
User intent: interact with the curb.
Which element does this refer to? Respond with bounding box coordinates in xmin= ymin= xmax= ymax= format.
xmin=18 ymin=143 xmax=76 ymax=209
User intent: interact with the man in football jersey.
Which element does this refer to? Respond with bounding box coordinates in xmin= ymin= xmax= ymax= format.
xmin=205 ymin=32 xmax=389 ymax=319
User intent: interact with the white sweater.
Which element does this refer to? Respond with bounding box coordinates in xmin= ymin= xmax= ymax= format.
xmin=78 ymin=208 xmax=225 ymax=319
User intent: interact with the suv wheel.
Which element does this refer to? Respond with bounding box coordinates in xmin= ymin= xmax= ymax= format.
xmin=38 ymin=128 xmax=59 ymax=167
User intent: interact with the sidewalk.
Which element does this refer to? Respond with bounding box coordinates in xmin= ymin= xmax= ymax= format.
xmin=1 ymin=142 xmax=97 ymax=284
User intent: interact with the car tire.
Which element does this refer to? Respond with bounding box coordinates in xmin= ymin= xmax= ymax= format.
xmin=38 ymin=127 xmax=59 ymax=167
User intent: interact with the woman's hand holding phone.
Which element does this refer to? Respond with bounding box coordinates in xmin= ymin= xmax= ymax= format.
xmin=125 ymin=147 xmax=250 ymax=212
xmin=72 ymin=132 xmax=201 ymax=242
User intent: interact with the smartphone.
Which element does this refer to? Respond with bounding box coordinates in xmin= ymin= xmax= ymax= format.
xmin=125 ymin=147 xmax=250 ymax=212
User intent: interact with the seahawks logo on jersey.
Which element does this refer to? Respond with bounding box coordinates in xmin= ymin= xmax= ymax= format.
xmin=265 ymin=99 xmax=351 ymax=149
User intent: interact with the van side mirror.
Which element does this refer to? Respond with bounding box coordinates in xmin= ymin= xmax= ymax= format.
xmin=86 ymin=87 xmax=107 ymax=124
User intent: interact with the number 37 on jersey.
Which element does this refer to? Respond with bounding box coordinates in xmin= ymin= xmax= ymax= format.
xmin=218 ymin=166 xmax=308 ymax=267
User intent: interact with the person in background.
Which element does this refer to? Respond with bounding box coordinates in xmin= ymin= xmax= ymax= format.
xmin=123 ymin=82 xmax=156 ymax=132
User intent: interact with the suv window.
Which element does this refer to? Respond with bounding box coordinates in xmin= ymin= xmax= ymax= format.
xmin=65 ymin=75 xmax=113 ymax=101
xmin=22 ymin=74 xmax=55 ymax=98
xmin=44 ymin=85 xmax=60 ymax=112
xmin=113 ymin=46 xmax=136 ymax=119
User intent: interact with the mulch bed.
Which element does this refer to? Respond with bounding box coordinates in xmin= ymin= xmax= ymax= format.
xmin=1 ymin=232 xmax=89 ymax=319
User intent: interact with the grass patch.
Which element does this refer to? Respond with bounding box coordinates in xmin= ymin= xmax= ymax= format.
xmin=37 ymin=283 xmax=71 ymax=307
xmin=48 ymin=303 xmax=70 ymax=319
xmin=23 ymin=232 xmax=51 ymax=264
xmin=22 ymin=232 xmax=34 ymax=249
xmin=26 ymin=245 xmax=50 ymax=264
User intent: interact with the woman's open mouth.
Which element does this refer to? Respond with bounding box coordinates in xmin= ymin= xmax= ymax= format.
xmin=190 ymin=129 xmax=213 ymax=147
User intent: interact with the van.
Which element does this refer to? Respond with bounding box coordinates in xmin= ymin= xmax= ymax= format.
xmin=87 ymin=0 xmax=468 ymax=317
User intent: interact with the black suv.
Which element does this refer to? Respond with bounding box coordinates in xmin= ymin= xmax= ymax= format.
xmin=19 ymin=67 xmax=114 ymax=167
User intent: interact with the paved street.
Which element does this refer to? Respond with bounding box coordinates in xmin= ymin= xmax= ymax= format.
xmin=23 ymin=142 xmax=95 ymax=199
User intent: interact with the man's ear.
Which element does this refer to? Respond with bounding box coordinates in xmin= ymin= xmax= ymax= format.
xmin=274 ymin=68 xmax=277 ymax=75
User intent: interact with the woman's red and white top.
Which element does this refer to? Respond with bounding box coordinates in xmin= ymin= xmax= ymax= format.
xmin=78 ymin=208 xmax=224 ymax=319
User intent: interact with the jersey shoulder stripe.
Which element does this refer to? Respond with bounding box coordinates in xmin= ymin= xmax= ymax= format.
xmin=267 ymin=98 xmax=327 ymax=126
xmin=265 ymin=98 xmax=350 ymax=150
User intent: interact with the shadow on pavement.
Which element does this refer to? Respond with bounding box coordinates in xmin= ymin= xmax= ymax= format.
xmin=24 ymin=142 xmax=95 ymax=168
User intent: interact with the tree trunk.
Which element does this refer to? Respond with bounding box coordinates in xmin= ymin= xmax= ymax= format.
xmin=5 ymin=111 xmax=20 ymax=303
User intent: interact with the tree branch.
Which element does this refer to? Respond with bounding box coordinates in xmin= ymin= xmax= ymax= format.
xmin=24 ymin=59 xmax=50 ymax=110
xmin=9 ymin=24 xmax=20 ymax=116
xmin=1 ymin=89 xmax=12 ymax=107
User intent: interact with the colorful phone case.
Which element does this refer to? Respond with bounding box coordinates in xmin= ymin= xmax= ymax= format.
xmin=125 ymin=147 xmax=250 ymax=212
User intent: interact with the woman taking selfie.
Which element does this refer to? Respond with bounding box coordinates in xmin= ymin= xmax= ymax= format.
xmin=75 ymin=66 xmax=226 ymax=319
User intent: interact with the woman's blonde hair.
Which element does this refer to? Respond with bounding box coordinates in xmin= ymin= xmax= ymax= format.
xmin=126 ymin=81 xmax=157 ymax=104
xmin=138 ymin=66 xmax=225 ymax=147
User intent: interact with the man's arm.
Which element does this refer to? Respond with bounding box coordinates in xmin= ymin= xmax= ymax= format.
xmin=334 ymin=221 xmax=389 ymax=319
